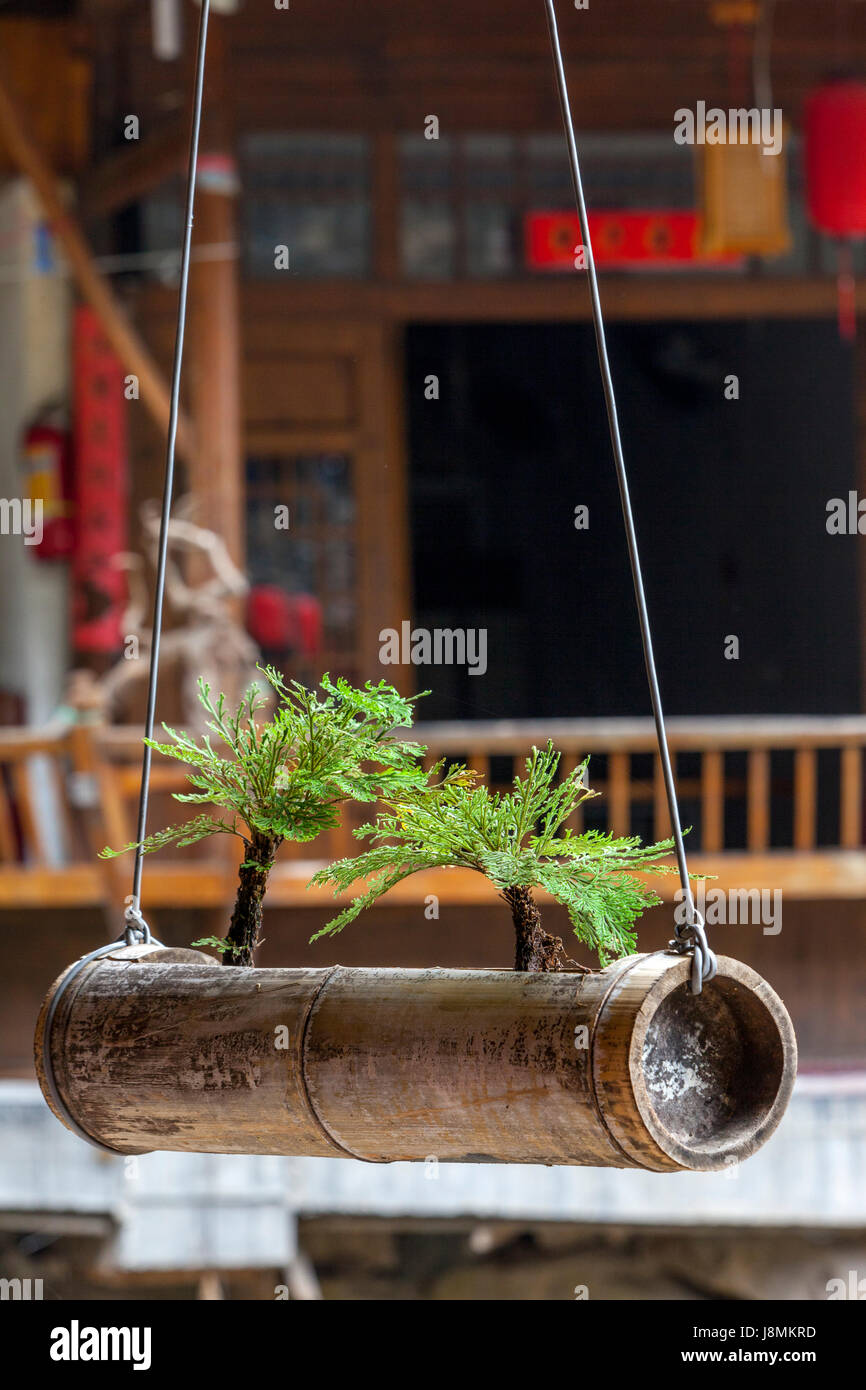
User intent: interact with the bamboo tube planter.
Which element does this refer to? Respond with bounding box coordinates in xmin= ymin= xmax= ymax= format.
xmin=35 ymin=945 xmax=796 ymax=1171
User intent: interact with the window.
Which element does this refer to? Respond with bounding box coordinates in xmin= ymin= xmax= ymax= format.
xmin=134 ymin=130 xmax=836 ymax=283
xmin=246 ymin=453 xmax=358 ymax=684
xmin=240 ymin=133 xmax=371 ymax=278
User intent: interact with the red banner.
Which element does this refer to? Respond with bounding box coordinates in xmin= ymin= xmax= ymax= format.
xmin=72 ymin=305 xmax=128 ymax=653
xmin=525 ymin=210 xmax=742 ymax=270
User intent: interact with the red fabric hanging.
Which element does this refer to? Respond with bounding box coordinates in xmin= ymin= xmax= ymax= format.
xmin=804 ymin=79 xmax=866 ymax=237
xmin=804 ymin=79 xmax=866 ymax=339
xmin=247 ymin=585 xmax=293 ymax=650
xmin=71 ymin=306 xmax=128 ymax=652
xmin=247 ymin=586 xmax=322 ymax=659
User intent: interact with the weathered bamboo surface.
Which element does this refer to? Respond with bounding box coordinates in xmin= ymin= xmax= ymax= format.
xmin=35 ymin=948 xmax=796 ymax=1171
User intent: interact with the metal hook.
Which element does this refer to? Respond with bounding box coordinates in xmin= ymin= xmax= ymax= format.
xmin=669 ymin=910 xmax=717 ymax=994
xmin=123 ymin=899 xmax=153 ymax=947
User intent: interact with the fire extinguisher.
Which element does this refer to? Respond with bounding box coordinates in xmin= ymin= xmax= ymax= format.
xmin=21 ymin=407 xmax=74 ymax=561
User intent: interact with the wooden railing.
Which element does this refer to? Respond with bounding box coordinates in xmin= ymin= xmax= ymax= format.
xmin=417 ymin=717 xmax=866 ymax=854
xmin=1 ymin=715 xmax=865 ymax=909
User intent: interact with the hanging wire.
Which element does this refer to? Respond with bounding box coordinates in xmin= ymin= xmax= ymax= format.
xmin=753 ymin=0 xmax=778 ymax=115
xmin=543 ymin=0 xmax=715 ymax=992
xmin=126 ymin=0 xmax=212 ymax=940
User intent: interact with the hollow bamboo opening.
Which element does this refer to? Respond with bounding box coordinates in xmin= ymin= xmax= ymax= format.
xmin=597 ymin=956 xmax=796 ymax=1172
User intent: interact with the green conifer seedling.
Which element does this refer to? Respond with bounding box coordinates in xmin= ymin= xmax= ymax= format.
xmin=101 ymin=668 xmax=432 ymax=966
xmin=310 ymin=743 xmax=680 ymax=971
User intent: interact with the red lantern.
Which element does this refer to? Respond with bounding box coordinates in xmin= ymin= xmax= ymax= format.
xmin=247 ymin=585 xmax=293 ymax=651
xmin=805 ymin=79 xmax=866 ymax=236
xmin=291 ymin=593 xmax=321 ymax=661
xmin=804 ymin=78 xmax=866 ymax=339
xmin=247 ymin=586 xmax=322 ymax=660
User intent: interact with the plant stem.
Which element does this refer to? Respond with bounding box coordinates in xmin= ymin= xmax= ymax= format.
xmin=505 ymin=884 xmax=590 ymax=973
xmin=223 ymin=831 xmax=281 ymax=967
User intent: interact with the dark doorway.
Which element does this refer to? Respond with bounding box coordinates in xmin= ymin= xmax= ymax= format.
xmin=406 ymin=320 xmax=857 ymax=721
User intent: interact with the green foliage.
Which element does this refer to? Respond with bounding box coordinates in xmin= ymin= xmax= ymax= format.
xmin=310 ymin=743 xmax=679 ymax=965
xmin=101 ymin=668 xmax=432 ymax=859
xmin=190 ymin=934 xmax=232 ymax=956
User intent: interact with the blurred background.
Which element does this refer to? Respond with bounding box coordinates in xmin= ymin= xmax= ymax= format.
xmin=0 ymin=0 xmax=864 ymax=1299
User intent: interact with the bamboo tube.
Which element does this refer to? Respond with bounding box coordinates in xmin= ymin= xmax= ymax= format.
xmin=35 ymin=946 xmax=796 ymax=1171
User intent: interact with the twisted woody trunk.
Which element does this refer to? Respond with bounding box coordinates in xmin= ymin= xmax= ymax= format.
xmin=223 ymin=831 xmax=282 ymax=967
xmin=506 ymin=885 xmax=587 ymax=972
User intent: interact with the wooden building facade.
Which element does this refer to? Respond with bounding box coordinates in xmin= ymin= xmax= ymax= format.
xmin=0 ymin=2 xmax=863 ymax=1081
xmin=0 ymin=0 xmax=865 ymax=1299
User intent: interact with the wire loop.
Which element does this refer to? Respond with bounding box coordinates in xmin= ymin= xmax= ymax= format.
xmin=123 ymin=900 xmax=153 ymax=946
xmin=668 ymin=911 xmax=718 ymax=994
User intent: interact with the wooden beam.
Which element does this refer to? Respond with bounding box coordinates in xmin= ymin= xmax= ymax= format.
xmin=793 ymin=748 xmax=818 ymax=852
xmin=109 ymin=274 xmax=862 ymax=343
xmin=841 ymin=747 xmax=863 ymax=850
xmin=188 ymin=177 xmax=243 ymax=563
xmin=232 ymin=276 xmax=866 ymax=324
xmin=6 ymin=847 xmax=866 ymax=911
xmin=0 ymin=63 xmax=195 ymax=461
xmin=354 ymin=322 xmax=413 ymax=687
xmin=187 ymin=16 xmax=244 ymax=567
xmin=653 ymin=755 xmax=672 ymax=841
xmin=0 ymin=18 xmax=91 ymax=175
xmin=701 ymin=749 xmax=725 ymax=853
xmin=78 ymin=117 xmax=187 ymax=221
xmin=747 ymin=749 xmax=771 ymax=852
xmin=607 ymin=751 xmax=631 ymax=835
xmin=92 ymin=712 xmax=866 ymax=757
